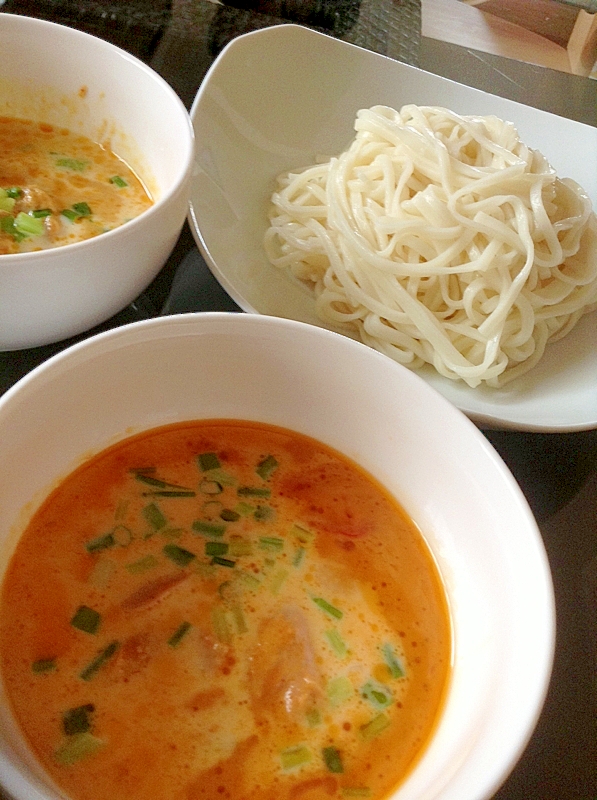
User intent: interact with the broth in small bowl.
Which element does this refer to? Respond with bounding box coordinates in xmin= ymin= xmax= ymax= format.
xmin=0 ymin=313 xmax=554 ymax=800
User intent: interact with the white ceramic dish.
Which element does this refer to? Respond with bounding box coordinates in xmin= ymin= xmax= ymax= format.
xmin=0 ymin=313 xmax=554 ymax=800
xmin=188 ymin=24 xmax=597 ymax=433
xmin=0 ymin=13 xmax=194 ymax=351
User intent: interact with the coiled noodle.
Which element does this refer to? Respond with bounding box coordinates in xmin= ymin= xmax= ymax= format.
xmin=264 ymin=105 xmax=597 ymax=387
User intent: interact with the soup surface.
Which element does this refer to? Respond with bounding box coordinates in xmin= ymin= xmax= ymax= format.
xmin=0 ymin=421 xmax=451 ymax=800
xmin=0 ymin=116 xmax=152 ymax=254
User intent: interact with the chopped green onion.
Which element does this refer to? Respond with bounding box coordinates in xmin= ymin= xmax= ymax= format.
xmin=230 ymin=603 xmax=248 ymax=634
xmin=85 ymin=532 xmax=115 ymax=553
xmin=238 ymin=571 xmax=261 ymax=590
xmin=80 ymin=641 xmax=119 ymax=681
xmin=326 ymin=675 xmax=353 ymax=707
xmin=126 ymin=554 xmax=159 ymax=574
xmin=163 ymin=543 xmax=196 ymax=567
xmin=211 ymin=555 xmax=235 ymax=568
xmin=0 ymin=216 xmax=24 ymax=241
xmin=228 ymin=537 xmax=252 ymax=557
xmin=238 ymin=486 xmax=271 ymax=498
xmin=258 ymin=536 xmax=284 ymax=552
xmin=54 ymin=732 xmax=104 ymax=765
xmin=291 ymin=523 xmax=315 ymax=544
xmin=0 ymin=191 xmax=16 ymax=212
xmin=31 ymin=208 xmax=52 ymax=218
xmin=5 ymin=187 xmax=21 ymax=198
xmin=143 ymin=502 xmax=167 ymax=531
xmin=254 ymin=505 xmax=275 ymax=522
xmin=145 ymin=489 xmax=196 ymax=497
xmin=204 ymin=468 xmax=236 ymax=486
xmin=198 ymin=452 xmax=220 ymax=471
xmin=32 ymin=658 xmax=56 ymax=674
xmin=71 ymin=605 xmax=101 ymax=635
xmin=63 ymin=704 xmax=94 ymax=736
xmin=292 ymin=547 xmax=306 ymax=568
xmin=359 ymin=713 xmax=391 ymax=741
xmin=269 ymin=567 xmax=289 ymax=596
xmin=61 ymin=208 xmax=79 ymax=222
xmin=381 ymin=643 xmax=405 ymax=679
xmin=109 ymin=175 xmax=128 ymax=187
xmin=312 ymin=597 xmax=343 ymax=620
xmin=14 ymin=211 xmax=44 ymax=236
xmin=192 ymin=519 xmax=226 ymax=538
xmin=133 ymin=471 xmax=194 ymax=493
xmin=360 ymin=680 xmax=392 ymax=710
xmin=220 ymin=508 xmax=240 ymax=522
xmin=211 ymin=606 xmax=231 ymax=643
xmin=56 ymin=157 xmax=88 ymax=171
xmin=234 ymin=501 xmax=254 ymax=516
xmin=305 ymin=708 xmax=322 ymax=727
xmin=161 ymin=527 xmax=184 ymax=540
xmin=111 ymin=524 xmax=133 ymax=546
xmin=280 ymin=745 xmax=312 ymax=771
xmin=322 ymin=746 xmax=344 ymax=774
xmin=325 ymin=628 xmax=348 ymax=659
xmin=256 ymin=455 xmax=278 ymax=480
xmin=205 ymin=541 xmax=229 ymax=557
xmin=168 ymin=621 xmax=192 ymax=647
xmin=72 ymin=202 xmax=92 ymax=216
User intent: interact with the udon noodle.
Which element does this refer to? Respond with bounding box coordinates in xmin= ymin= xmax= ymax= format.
xmin=264 ymin=105 xmax=597 ymax=387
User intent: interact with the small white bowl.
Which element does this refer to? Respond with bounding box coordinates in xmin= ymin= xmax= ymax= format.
xmin=0 ymin=13 xmax=195 ymax=351
xmin=0 ymin=313 xmax=554 ymax=800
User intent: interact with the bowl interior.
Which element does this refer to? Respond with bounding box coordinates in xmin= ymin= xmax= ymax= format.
xmin=188 ymin=23 xmax=597 ymax=432
xmin=0 ymin=13 xmax=193 ymax=198
xmin=0 ymin=314 xmax=554 ymax=800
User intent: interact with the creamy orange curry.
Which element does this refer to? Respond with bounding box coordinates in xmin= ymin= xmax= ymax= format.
xmin=0 ymin=421 xmax=451 ymax=800
xmin=0 ymin=116 xmax=152 ymax=254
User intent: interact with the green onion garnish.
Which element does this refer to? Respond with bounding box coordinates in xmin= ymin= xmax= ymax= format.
xmin=80 ymin=641 xmax=119 ymax=681
xmin=72 ymin=202 xmax=92 ymax=216
xmin=205 ymin=541 xmax=229 ymax=557
xmin=234 ymin=501 xmax=254 ymax=516
xmin=5 ymin=187 xmax=21 ymax=198
xmin=228 ymin=537 xmax=253 ymax=557
xmin=71 ymin=605 xmax=101 ymax=635
xmin=360 ymin=679 xmax=392 ymax=710
xmin=199 ymin=479 xmax=223 ymax=495
xmin=63 ymin=704 xmax=94 ymax=736
xmin=31 ymin=208 xmax=52 ymax=218
xmin=322 ymin=746 xmax=344 ymax=773
xmin=163 ymin=543 xmax=196 ymax=567
xmin=326 ymin=675 xmax=353 ymax=707
xmin=192 ymin=519 xmax=226 ymax=538
xmin=54 ymin=732 xmax=104 ymax=765
xmin=269 ymin=567 xmax=289 ymax=595
xmin=359 ymin=713 xmax=391 ymax=741
xmin=325 ymin=628 xmax=348 ymax=659
xmin=381 ymin=643 xmax=405 ymax=679
xmin=220 ymin=508 xmax=240 ymax=522
xmin=109 ymin=175 xmax=128 ymax=187
xmin=168 ymin=621 xmax=192 ymax=647
xmin=32 ymin=658 xmax=57 ymax=674
xmin=211 ymin=556 xmax=235 ymax=568
xmin=211 ymin=606 xmax=231 ymax=643
xmin=291 ymin=524 xmax=315 ymax=544
xmin=258 ymin=536 xmax=284 ymax=552
xmin=143 ymin=502 xmax=167 ymax=531
xmin=305 ymin=708 xmax=322 ymax=727
xmin=280 ymin=745 xmax=312 ymax=771
xmin=126 ymin=554 xmax=159 ymax=574
xmin=198 ymin=452 xmax=220 ymax=471
xmin=254 ymin=505 xmax=275 ymax=522
xmin=56 ymin=157 xmax=88 ymax=171
xmin=230 ymin=603 xmax=248 ymax=634
xmin=85 ymin=532 xmax=115 ymax=553
xmin=14 ymin=211 xmax=44 ymax=236
xmin=0 ymin=190 xmax=16 ymax=212
xmin=238 ymin=486 xmax=271 ymax=498
xmin=312 ymin=597 xmax=343 ymax=620
xmin=256 ymin=455 xmax=278 ymax=480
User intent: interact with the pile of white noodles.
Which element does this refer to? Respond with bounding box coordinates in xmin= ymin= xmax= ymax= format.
xmin=264 ymin=105 xmax=597 ymax=388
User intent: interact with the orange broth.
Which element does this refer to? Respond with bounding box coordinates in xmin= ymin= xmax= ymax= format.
xmin=0 ymin=421 xmax=451 ymax=800
xmin=0 ymin=116 xmax=152 ymax=254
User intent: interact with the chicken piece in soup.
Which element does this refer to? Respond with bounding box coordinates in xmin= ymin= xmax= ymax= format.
xmin=0 ymin=421 xmax=451 ymax=800
xmin=0 ymin=116 xmax=152 ymax=254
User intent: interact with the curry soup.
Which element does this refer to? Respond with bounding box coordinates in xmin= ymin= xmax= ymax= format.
xmin=0 ymin=116 xmax=152 ymax=254
xmin=0 ymin=421 xmax=451 ymax=800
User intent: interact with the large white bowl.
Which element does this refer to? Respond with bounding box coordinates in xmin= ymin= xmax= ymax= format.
xmin=0 ymin=13 xmax=195 ymax=351
xmin=188 ymin=24 xmax=597 ymax=433
xmin=0 ymin=313 xmax=554 ymax=800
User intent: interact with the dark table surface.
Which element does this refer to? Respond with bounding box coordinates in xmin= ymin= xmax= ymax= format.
xmin=0 ymin=1 xmax=596 ymax=798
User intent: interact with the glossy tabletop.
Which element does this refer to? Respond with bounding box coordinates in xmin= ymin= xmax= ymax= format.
xmin=0 ymin=1 xmax=595 ymax=799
